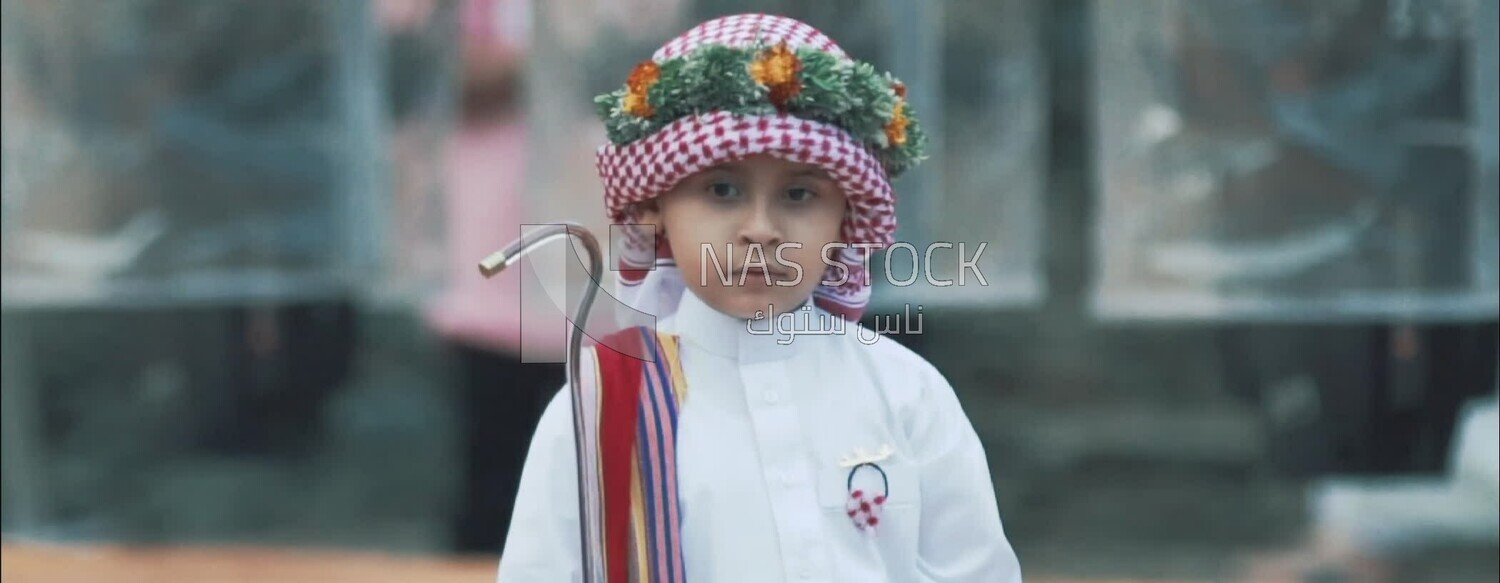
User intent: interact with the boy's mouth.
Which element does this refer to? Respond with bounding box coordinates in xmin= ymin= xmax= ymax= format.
xmin=738 ymin=266 xmax=795 ymax=282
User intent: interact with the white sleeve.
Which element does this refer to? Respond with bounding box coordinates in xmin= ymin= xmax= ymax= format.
xmin=495 ymin=386 xmax=583 ymax=583
xmin=909 ymin=369 xmax=1024 ymax=582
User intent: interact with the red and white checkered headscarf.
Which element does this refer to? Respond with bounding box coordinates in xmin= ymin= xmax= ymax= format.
xmin=597 ymin=14 xmax=902 ymax=323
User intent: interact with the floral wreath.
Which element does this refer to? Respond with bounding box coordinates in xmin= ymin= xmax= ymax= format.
xmin=593 ymin=40 xmax=928 ymax=178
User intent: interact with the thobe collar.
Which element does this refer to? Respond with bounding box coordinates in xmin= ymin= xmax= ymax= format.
xmin=666 ymin=290 xmax=835 ymax=364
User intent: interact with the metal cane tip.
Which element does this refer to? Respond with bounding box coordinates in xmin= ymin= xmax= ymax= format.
xmin=478 ymin=250 xmax=509 ymax=278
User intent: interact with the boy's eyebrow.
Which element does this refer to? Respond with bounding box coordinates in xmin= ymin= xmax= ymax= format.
xmin=703 ymin=162 xmax=745 ymax=175
xmin=790 ymin=168 xmax=836 ymax=182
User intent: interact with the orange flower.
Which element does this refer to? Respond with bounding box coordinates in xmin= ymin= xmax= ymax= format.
xmin=892 ymin=81 xmax=907 ymax=99
xmin=627 ymin=60 xmax=661 ymax=93
xmin=624 ymin=60 xmax=661 ymax=117
xmin=623 ymin=92 xmax=654 ymax=118
xmin=749 ymin=42 xmax=803 ymax=108
xmin=885 ymin=102 xmax=909 ymax=147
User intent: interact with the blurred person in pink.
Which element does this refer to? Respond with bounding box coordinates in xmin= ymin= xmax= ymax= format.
xmin=414 ymin=0 xmax=567 ymax=555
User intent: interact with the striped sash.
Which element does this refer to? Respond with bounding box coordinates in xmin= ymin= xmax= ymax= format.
xmin=577 ymin=327 xmax=689 ymax=582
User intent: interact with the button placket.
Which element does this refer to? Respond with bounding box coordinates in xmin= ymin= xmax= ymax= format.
xmin=741 ymin=360 xmax=823 ymax=582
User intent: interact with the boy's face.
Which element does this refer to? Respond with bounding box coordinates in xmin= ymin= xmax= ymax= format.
xmin=639 ymin=154 xmax=848 ymax=320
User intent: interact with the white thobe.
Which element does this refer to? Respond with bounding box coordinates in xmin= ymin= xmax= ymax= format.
xmin=496 ymin=289 xmax=1023 ymax=582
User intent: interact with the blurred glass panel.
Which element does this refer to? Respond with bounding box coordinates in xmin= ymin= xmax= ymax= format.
xmin=0 ymin=0 xmax=457 ymax=308
xmin=372 ymin=0 xmax=462 ymax=305
xmin=523 ymin=0 xmax=1047 ymax=312
xmin=1092 ymin=0 xmax=1499 ymax=321
xmin=0 ymin=0 xmax=459 ymax=541
xmin=874 ymin=0 xmax=1048 ymax=309
xmin=1475 ymin=0 xmax=1500 ymax=293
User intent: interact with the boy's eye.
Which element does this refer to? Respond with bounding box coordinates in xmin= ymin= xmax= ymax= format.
xmin=708 ymin=182 xmax=740 ymax=199
xmin=786 ymin=187 xmax=817 ymax=202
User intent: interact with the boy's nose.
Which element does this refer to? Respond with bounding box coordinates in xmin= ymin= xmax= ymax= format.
xmin=737 ymin=201 xmax=783 ymax=248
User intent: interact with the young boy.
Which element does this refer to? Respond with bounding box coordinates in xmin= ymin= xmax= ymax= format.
xmin=496 ymin=14 xmax=1022 ymax=582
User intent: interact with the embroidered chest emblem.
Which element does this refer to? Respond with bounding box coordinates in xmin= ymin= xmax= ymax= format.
xmin=840 ymin=445 xmax=894 ymax=532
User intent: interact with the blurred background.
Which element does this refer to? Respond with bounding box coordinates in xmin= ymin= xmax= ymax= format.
xmin=2 ymin=0 xmax=1496 ymax=581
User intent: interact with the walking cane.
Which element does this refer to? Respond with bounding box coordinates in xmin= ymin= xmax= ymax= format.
xmin=478 ymin=222 xmax=607 ymax=583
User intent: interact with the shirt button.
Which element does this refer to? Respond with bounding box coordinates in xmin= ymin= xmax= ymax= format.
xmin=779 ymin=471 xmax=797 ymax=486
xmin=764 ymin=390 xmax=780 ymax=404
